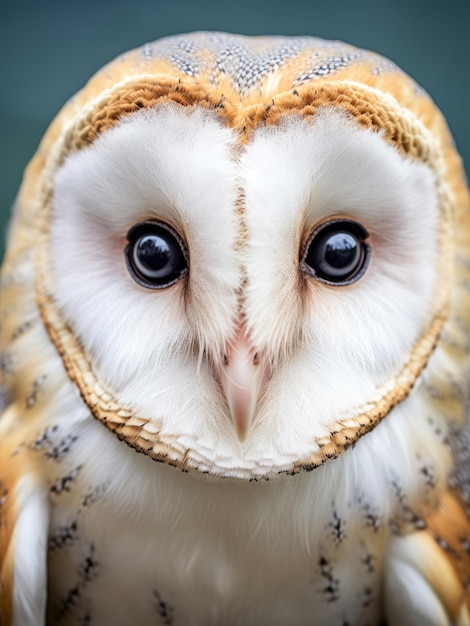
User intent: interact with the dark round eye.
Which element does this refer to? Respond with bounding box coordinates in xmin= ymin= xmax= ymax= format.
xmin=125 ymin=221 xmax=188 ymax=289
xmin=302 ymin=219 xmax=370 ymax=285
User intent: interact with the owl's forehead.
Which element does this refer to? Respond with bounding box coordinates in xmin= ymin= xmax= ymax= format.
xmin=137 ymin=32 xmax=384 ymax=92
xmin=73 ymin=32 xmax=395 ymax=108
xmin=40 ymin=32 xmax=437 ymax=162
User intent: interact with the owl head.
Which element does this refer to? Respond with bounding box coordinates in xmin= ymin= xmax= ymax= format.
xmin=2 ymin=32 xmax=469 ymax=480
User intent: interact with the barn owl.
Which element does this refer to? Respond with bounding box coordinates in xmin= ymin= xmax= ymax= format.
xmin=0 ymin=30 xmax=469 ymax=626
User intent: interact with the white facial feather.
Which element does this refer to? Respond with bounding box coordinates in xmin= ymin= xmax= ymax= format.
xmin=50 ymin=104 xmax=440 ymax=477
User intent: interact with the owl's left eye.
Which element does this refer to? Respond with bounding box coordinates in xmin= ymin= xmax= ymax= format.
xmin=125 ymin=221 xmax=188 ymax=289
xmin=301 ymin=219 xmax=370 ymax=285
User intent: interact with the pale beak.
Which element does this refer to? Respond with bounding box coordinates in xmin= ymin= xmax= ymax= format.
xmin=216 ymin=324 xmax=269 ymax=442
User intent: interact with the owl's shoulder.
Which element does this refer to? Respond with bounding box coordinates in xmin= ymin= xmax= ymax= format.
xmin=0 ymin=422 xmax=48 ymax=626
xmin=385 ymin=489 xmax=470 ymax=626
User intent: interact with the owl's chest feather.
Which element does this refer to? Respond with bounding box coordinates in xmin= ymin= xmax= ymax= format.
xmin=42 ymin=414 xmax=390 ymax=626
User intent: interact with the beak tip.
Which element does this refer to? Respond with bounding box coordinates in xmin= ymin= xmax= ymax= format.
xmin=237 ymin=430 xmax=248 ymax=443
xmin=228 ymin=397 xmax=252 ymax=443
xmin=235 ymin=419 xmax=250 ymax=443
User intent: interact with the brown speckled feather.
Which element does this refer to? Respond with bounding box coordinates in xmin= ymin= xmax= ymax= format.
xmin=425 ymin=490 xmax=470 ymax=614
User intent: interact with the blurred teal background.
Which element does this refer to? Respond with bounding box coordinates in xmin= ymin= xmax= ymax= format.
xmin=1 ymin=0 xmax=469 ymax=258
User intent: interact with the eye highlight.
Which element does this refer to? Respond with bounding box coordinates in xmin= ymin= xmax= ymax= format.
xmin=301 ymin=219 xmax=370 ymax=285
xmin=125 ymin=220 xmax=188 ymax=289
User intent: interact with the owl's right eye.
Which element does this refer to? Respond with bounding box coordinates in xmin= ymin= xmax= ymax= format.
xmin=125 ymin=221 xmax=189 ymax=289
